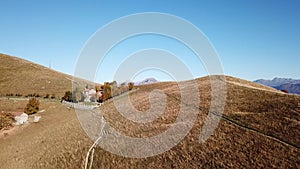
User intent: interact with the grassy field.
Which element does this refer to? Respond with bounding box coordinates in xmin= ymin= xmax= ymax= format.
xmin=0 ymin=54 xmax=299 ymax=168
xmin=0 ymin=53 xmax=94 ymax=98
xmin=0 ymin=98 xmax=92 ymax=169
xmin=88 ymin=76 xmax=300 ymax=168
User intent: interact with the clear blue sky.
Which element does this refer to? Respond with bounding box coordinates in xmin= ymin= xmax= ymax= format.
xmin=1 ymin=0 xmax=299 ymax=83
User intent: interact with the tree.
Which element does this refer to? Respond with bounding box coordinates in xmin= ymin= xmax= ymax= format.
xmin=61 ymin=91 xmax=73 ymax=102
xmin=24 ymin=98 xmax=40 ymax=115
xmin=128 ymin=82 xmax=134 ymax=90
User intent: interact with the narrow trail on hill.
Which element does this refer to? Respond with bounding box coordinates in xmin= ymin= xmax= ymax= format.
xmin=210 ymin=112 xmax=300 ymax=150
xmin=165 ymin=94 xmax=300 ymax=150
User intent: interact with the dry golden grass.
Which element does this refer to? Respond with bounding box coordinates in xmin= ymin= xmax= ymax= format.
xmin=218 ymin=76 xmax=300 ymax=147
xmin=0 ymin=53 xmax=94 ymax=98
xmin=88 ymin=76 xmax=300 ymax=168
xmin=0 ymin=112 xmax=15 ymax=130
xmin=0 ymin=99 xmax=92 ymax=169
xmin=0 ymin=54 xmax=299 ymax=168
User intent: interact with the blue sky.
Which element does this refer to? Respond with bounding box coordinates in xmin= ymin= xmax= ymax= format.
xmin=1 ymin=0 xmax=299 ymax=83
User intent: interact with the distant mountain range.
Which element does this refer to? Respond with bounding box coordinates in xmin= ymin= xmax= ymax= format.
xmin=254 ymin=78 xmax=300 ymax=94
xmin=135 ymin=78 xmax=158 ymax=86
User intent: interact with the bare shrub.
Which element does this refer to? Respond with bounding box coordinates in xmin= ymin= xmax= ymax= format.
xmin=24 ymin=98 xmax=40 ymax=115
xmin=0 ymin=112 xmax=15 ymax=130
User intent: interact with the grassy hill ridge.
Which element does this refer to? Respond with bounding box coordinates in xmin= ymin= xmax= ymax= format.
xmin=0 ymin=53 xmax=93 ymax=98
xmin=0 ymin=53 xmax=299 ymax=168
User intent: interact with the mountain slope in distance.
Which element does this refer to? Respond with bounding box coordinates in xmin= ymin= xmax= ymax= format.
xmin=134 ymin=78 xmax=158 ymax=86
xmin=254 ymin=77 xmax=300 ymax=94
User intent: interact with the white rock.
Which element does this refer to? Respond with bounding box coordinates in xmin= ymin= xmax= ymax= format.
xmin=14 ymin=113 xmax=29 ymax=125
xmin=33 ymin=116 xmax=41 ymax=122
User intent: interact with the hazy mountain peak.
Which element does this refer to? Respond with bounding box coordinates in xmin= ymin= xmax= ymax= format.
xmin=135 ymin=78 xmax=158 ymax=86
xmin=254 ymin=77 xmax=300 ymax=94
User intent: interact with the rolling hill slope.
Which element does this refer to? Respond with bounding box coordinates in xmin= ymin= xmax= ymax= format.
xmin=0 ymin=53 xmax=92 ymax=98
xmin=89 ymin=75 xmax=300 ymax=168
xmin=0 ymin=53 xmax=299 ymax=168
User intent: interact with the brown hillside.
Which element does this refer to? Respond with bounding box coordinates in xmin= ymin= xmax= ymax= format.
xmin=0 ymin=55 xmax=299 ymax=168
xmin=0 ymin=53 xmax=92 ymax=98
xmin=88 ymin=76 xmax=300 ymax=168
